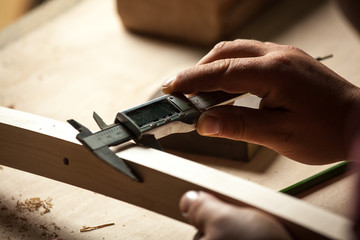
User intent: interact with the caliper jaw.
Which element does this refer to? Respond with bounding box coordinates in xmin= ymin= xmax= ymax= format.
xmin=67 ymin=119 xmax=141 ymax=182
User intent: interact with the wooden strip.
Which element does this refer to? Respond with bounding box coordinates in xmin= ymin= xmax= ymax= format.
xmin=80 ymin=223 xmax=115 ymax=232
xmin=0 ymin=106 xmax=354 ymax=239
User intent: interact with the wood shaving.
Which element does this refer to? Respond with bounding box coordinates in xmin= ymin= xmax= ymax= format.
xmin=80 ymin=223 xmax=115 ymax=232
xmin=16 ymin=197 xmax=53 ymax=214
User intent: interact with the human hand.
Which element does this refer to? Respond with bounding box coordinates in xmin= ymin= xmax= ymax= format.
xmin=179 ymin=191 xmax=291 ymax=240
xmin=162 ymin=40 xmax=360 ymax=164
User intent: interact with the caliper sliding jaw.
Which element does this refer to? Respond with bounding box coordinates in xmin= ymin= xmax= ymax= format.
xmin=67 ymin=93 xmax=201 ymax=182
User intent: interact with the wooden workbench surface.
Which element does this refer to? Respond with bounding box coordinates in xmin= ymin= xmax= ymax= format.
xmin=1 ymin=0 xmax=360 ymax=239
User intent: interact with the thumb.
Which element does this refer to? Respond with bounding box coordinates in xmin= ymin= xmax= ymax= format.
xmin=180 ymin=191 xmax=292 ymax=240
xmin=196 ymin=105 xmax=285 ymax=145
xmin=179 ymin=191 xmax=229 ymax=232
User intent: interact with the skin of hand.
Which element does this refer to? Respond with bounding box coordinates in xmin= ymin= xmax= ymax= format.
xmin=162 ymin=39 xmax=360 ymax=165
xmin=179 ymin=191 xmax=292 ymax=240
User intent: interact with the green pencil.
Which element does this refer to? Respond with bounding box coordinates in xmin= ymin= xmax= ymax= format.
xmin=280 ymin=161 xmax=349 ymax=196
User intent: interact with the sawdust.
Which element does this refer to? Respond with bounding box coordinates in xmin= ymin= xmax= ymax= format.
xmin=0 ymin=210 xmax=60 ymax=239
xmin=51 ymin=222 xmax=61 ymax=231
xmin=0 ymin=196 xmax=61 ymax=239
xmin=16 ymin=197 xmax=53 ymax=215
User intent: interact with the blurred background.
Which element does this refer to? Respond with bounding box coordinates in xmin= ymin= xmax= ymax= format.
xmin=0 ymin=0 xmax=47 ymax=30
xmin=0 ymin=0 xmax=331 ymax=46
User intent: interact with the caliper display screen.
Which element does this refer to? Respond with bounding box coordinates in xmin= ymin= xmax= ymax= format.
xmin=126 ymin=99 xmax=180 ymax=127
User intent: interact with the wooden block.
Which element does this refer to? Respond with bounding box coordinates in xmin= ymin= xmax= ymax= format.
xmin=116 ymin=0 xmax=274 ymax=45
xmin=0 ymin=106 xmax=354 ymax=239
xmin=160 ymin=131 xmax=259 ymax=161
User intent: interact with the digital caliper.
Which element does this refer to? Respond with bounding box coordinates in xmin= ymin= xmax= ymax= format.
xmin=68 ymin=91 xmax=243 ymax=182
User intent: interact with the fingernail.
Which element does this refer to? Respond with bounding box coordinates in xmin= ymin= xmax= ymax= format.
xmin=198 ymin=114 xmax=220 ymax=136
xmin=180 ymin=191 xmax=199 ymax=218
xmin=162 ymin=76 xmax=175 ymax=88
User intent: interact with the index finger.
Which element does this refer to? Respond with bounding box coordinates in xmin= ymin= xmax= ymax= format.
xmin=197 ymin=39 xmax=269 ymax=65
xmin=162 ymin=56 xmax=272 ymax=98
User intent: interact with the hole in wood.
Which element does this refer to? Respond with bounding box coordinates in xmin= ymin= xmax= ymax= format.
xmin=63 ymin=157 xmax=70 ymax=165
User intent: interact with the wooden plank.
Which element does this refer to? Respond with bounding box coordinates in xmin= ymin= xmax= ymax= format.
xmin=0 ymin=106 xmax=354 ymax=239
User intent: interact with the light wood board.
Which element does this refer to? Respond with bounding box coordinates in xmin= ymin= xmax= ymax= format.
xmin=0 ymin=106 xmax=355 ymax=239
